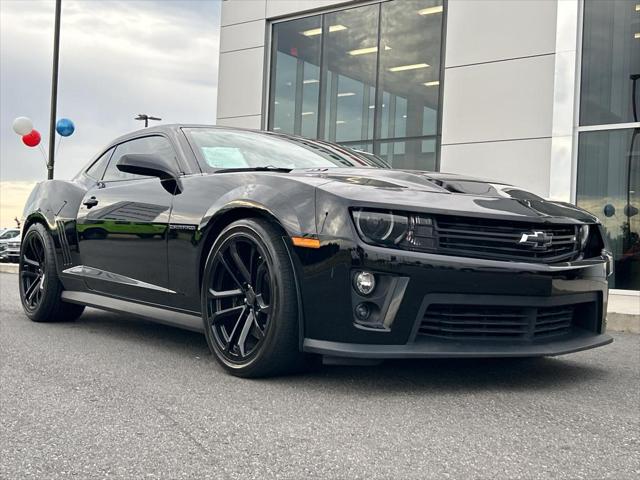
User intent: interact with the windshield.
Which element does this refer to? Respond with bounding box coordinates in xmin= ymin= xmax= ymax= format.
xmin=183 ymin=128 xmax=387 ymax=172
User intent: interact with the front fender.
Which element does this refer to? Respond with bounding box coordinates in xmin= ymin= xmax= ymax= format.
xmin=200 ymin=183 xmax=317 ymax=237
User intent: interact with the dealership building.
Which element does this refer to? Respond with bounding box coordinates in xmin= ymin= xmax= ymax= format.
xmin=216 ymin=0 xmax=639 ymax=293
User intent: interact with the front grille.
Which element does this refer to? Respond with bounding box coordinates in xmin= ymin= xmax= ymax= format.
xmin=434 ymin=216 xmax=580 ymax=263
xmin=418 ymin=304 xmax=576 ymax=341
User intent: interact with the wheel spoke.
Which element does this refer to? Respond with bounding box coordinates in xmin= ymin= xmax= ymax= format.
xmin=29 ymin=235 xmax=42 ymax=263
xmin=210 ymin=304 xmax=244 ymax=325
xmin=224 ymin=306 xmax=248 ymax=353
xmin=237 ymin=309 xmax=256 ymax=357
xmin=20 ymin=270 xmax=38 ymax=278
xmin=208 ymin=287 xmax=243 ymax=300
xmin=229 ymin=241 xmax=251 ymax=284
xmin=24 ymin=275 xmax=41 ymax=306
xmin=217 ymin=253 xmax=245 ymax=291
xmin=22 ymin=257 xmax=39 ymax=268
xmin=255 ymin=294 xmax=271 ymax=315
xmin=251 ymin=315 xmax=265 ymax=340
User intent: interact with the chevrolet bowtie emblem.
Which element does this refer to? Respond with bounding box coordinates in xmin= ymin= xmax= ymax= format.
xmin=518 ymin=231 xmax=553 ymax=250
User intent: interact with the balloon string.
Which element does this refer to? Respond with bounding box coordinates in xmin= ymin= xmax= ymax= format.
xmin=55 ymin=136 xmax=62 ymax=157
xmin=37 ymin=144 xmax=48 ymax=166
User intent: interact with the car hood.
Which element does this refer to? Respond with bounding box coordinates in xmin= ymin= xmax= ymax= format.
xmin=298 ymin=167 xmax=599 ymax=224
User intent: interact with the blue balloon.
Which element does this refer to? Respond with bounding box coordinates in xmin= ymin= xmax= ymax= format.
xmin=56 ymin=118 xmax=75 ymax=137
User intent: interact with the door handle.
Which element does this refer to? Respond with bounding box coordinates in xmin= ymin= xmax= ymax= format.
xmin=83 ymin=197 xmax=99 ymax=209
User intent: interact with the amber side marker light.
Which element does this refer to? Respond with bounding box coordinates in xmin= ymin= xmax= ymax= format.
xmin=291 ymin=237 xmax=321 ymax=249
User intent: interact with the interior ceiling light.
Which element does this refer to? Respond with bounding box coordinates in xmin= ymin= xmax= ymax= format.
xmin=635 ymin=32 xmax=640 ymax=39
xmin=423 ymin=80 xmax=440 ymax=86
xmin=336 ymin=120 xmax=346 ymax=124
xmin=348 ymin=45 xmax=391 ymax=56
xmin=303 ymin=79 xmax=320 ymax=84
xmin=301 ymin=112 xmax=315 ymax=116
xmin=418 ymin=5 xmax=443 ymax=15
xmin=388 ymin=63 xmax=430 ymax=72
xmin=301 ymin=24 xmax=347 ymax=37
xmin=636 ymin=4 xmax=640 ymax=11
xmin=337 ymin=92 xmax=356 ymax=97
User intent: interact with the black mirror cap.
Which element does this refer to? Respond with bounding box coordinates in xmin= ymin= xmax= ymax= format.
xmin=116 ymin=153 xmax=179 ymax=181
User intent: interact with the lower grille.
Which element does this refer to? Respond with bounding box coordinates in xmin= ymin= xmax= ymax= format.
xmin=419 ymin=304 xmax=576 ymax=341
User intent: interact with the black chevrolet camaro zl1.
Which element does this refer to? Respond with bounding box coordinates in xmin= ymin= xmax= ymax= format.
xmin=19 ymin=125 xmax=613 ymax=377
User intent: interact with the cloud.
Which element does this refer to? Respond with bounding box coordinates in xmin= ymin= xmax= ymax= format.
xmin=1 ymin=0 xmax=221 ymax=184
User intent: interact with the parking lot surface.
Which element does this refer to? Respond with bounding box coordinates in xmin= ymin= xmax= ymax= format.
xmin=1 ymin=273 xmax=639 ymax=479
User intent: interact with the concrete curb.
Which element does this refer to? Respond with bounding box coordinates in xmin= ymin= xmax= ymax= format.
xmin=607 ymin=313 xmax=640 ymax=334
xmin=0 ymin=264 xmax=637 ymax=333
xmin=0 ymin=263 xmax=18 ymax=274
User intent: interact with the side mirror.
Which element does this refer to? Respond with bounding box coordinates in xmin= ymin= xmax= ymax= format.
xmin=116 ymin=153 xmax=182 ymax=194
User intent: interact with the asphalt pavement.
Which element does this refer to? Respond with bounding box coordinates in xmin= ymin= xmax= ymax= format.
xmin=1 ymin=273 xmax=639 ymax=479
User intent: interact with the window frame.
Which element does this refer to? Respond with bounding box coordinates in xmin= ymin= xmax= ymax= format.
xmin=100 ymin=134 xmax=181 ymax=184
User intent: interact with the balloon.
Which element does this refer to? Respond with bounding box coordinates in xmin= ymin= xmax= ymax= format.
xmin=56 ymin=118 xmax=75 ymax=137
xmin=12 ymin=117 xmax=33 ymax=136
xmin=22 ymin=130 xmax=41 ymax=147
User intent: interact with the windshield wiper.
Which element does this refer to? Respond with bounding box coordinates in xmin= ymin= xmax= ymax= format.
xmin=213 ymin=165 xmax=292 ymax=174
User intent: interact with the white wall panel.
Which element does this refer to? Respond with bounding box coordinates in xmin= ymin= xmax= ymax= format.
xmin=221 ymin=0 xmax=266 ymax=26
xmin=440 ymin=138 xmax=552 ymax=197
xmin=220 ymin=20 xmax=266 ymax=53
xmin=216 ymin=115 xmax=263 ymax=129
xmin=441 ymin=54 xmax=556 ymax=145
xmin=446 ymin=0 xmax=557 ymax=67
xmin=217 ymin=47 xmax=265 ymax=119
xmin=266 ymin=0 xmax=353 ymax=18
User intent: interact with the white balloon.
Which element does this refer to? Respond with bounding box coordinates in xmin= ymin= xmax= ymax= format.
xmin=12 ymin=117 xmax=33 ymax=136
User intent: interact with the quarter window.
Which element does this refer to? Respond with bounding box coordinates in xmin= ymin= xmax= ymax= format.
xmin=85 ymin=148 xmax=114 ymax=180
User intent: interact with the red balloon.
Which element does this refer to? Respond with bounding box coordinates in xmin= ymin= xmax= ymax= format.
xmin=22 ymin=129 xmax=41 ymax=147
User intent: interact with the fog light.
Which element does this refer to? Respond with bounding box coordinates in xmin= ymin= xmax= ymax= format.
xmin=355 ymin=303 xmax=371 ymax=321
xmin=354 ymin=271 xmax=376 ymax=295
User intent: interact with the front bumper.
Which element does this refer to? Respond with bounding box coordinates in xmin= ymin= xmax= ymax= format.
xmin=304 ymin=330 xmax=612 ymax=358
xmin=291 ymin=241 xmax=612 ymax=359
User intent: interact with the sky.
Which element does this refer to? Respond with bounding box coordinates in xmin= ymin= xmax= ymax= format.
xmin=0 ymin=0 xmax=221 ymax=226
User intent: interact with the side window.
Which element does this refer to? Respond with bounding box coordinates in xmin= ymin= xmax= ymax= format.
xmin=85 ymin=148 xmax=114 ymax=180
xmin=102 ymin=136 xmax=177 ymax=182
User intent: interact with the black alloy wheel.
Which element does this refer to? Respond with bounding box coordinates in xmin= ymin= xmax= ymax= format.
xmin=202 ymin=218 xmax=302 ymax=377
xmin=208 ymin=233 xmax=272 ymax=360
xmin=20 ymin=230 xmax=46 ymax=311
xmin=19 ymin=223 xmax=85 ymax=322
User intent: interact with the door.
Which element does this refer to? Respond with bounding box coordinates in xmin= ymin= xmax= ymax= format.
xmin=76 ymin=135 xmax=179 ymax=305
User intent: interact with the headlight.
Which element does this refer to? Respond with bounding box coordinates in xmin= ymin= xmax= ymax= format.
xmin=352 ymin=209 xmax=409 ymax=246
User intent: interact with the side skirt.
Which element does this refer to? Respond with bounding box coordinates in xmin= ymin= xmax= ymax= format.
xmin=61 ymin=290 xmax=204 ymax=333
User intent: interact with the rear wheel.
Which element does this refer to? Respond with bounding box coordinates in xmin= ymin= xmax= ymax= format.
xmin=19 ymin=223 xmax=85 ymax=322
xmin=201 ymin=218 xmax=303 ymax=377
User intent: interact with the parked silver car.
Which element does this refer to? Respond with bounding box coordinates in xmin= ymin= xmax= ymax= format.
xmin=0 ymin=228 xmax=21 ymax=263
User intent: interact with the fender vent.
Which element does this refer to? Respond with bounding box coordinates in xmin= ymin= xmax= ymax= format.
xmin=56 ymin=220 xmax=73 ymax=266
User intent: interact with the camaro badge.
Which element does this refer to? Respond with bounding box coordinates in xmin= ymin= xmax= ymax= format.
xmin=518 ymin=231 xmax=553 ymax=250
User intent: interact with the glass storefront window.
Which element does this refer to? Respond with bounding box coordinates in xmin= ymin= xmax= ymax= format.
xmin=321 ymin=4 xmax=379 ymax=143
xmin=267 ymin=0 xmax=444 ymax=171
xmin=377 ymin=0 xmax=443 ymax=139
xmin=268 ymin=16 xmax=321 ymax=136
xmin=580 ymin=0 xmax=640 ymax=126
xmin=577 ymin=129 xmax=639 ymax=290
xmin=378 ymin=138 xmax=437 ymax=171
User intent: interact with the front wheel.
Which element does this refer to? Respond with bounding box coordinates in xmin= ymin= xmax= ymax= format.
xmin=201 ymin=218 xmax=303 ymax=377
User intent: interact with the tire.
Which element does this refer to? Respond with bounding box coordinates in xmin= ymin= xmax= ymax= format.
xmin=19 ymin=223 xmax=85 ymax=322
xmin=201 ymin=218 xmax=304 ymax=377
